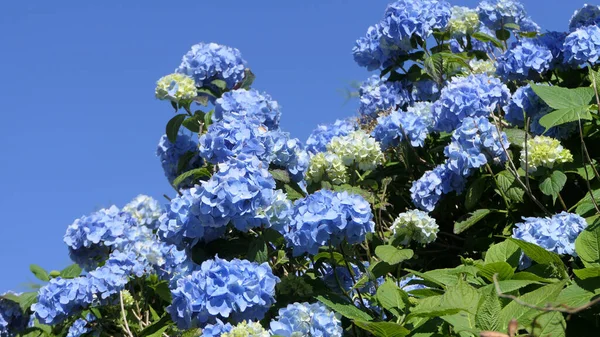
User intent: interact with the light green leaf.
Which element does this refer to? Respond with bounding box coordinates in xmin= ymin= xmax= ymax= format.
xmin=210 ymin=79 xmax=227 ymax=91
xmin=477 ymin=262 xmax=515 ymax=282
xmin=376 ymin=278 xmax=409 ymax=316
xmin=528 ymin=311 xmax=566 ymax=337
xmin=573 ymin=267 xmax=600 ymax=280
xmin=530 ymin=85 xmax=595 ymax=110
xmin=479 ymin=280 xmax=540 ymax=294
xmin=485 ymin=240 xmax=521 ymax=268
xmin=498 ymin=280 xmax=566 ymax=328
xmin=353 ymin=321 xmax=410 ymax=337
xmin=375 ymin=246 xmax=414 ymax=265
xmin=270 ymin=169 xmax=290 ymax=184
xmin=283 ymin=184 xmax=304 ymax=201
xmin=503 ymin=128 xmax=527 ymax=147
xmin=60 ymin=264 xmax=82 ymax=279
xmin=538 ymin=106 xmax=593 ymax=131
xmin=471 ymin=32 xmax=503 ymax=49
xmin=538 ymin=170 xmax=567 ymax=202
xmin=575 ymin=222 xmax=600 ymax=267
xmin=507 ymin=238 xmax=567 ymax=276
xmin=556 ymin=284 xmax=596 ymax=307
xmin=475 ymin=287 xmax=502 ymax=332
xmin=166 ymin=114 xmax=187 ymax=143
xmin=453 ymin=209 xmax=493 ymax=234
xmin=317 ymin=295 xmax=373 ymax=321
xmin=29 ymin=265 xmax=49 ymax=282
xmin=172 ymin=168 xmax=211 ymax=188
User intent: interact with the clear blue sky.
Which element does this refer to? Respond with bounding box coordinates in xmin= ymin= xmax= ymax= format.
xmin=0 ymin=0 xmax=577 ymax=292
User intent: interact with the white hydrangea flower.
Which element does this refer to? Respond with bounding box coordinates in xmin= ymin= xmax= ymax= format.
xmin=305 ymin=152 xmax=349 ymax=185
xmin=520 ymin=136 xmax=573 ymax=173
xmin=155 ymin=73 xmax=197 ymax=103
xmin=123 ymin=194 xmax=163 ymax=229
xmin=468 ymin=59 xmax=496 ymax=75
xmin=406 ymin=101 xmax=434 ymax=125
xmin=327 ymin=130 xmax=384 ymax=171
xmin=448 ymin=6 xmax=480 ymax=36
xmin=223 ymin=321 xmax=269 ymax=337
xmin=391 ymin=210 xmax=439 ymax=245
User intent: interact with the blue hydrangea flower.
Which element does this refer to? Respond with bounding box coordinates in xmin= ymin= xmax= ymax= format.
xmin=569 ymin=4 xmax=600 ymax=31
xmin=66 ymin=314 xmax=95 ymax=337
xmin=64 ymin=206 xmax=138 ymax=271
xmin=503 ymin=84 xmax=576 ymax=139
xmin=122 ymin=194 xmax=163 ymax=230
xmin=194 ymin=154 xmax=275 ymax=231
xmin=0 ymin=293 xmax=28 ymax=337
xmin=381 ymin=0 xmax=452 ymax=44
xmin=269 ymin=302 xmax=343 ymax=337
xmin=167 ymin=257 xmax=279 ymax=329
xmin=496 ymin=39 xmax=554 ymax=81
xmin=157 ymin=133 xmax=203 ymax=186
xmin=477 ymin=0 xmax=539 ymax=32
xmin=199 ymin=118 xmax=273 ymax=164
xmin=213 ymin=89 xmax=281 ymax=130
xmin=270 ymin=131 xmax=309 ymax=183
xmin=411 ymin=80 xmax=440 ymax=102
xmin=410 ymin=164 xmax=466 ymax=212
xmin=512 ymin=212 xmax=587 ymax=256
xmin=358 ymin=75 xmax=411 ymax=118
xmin=444 ymin=116 xmax=510 ymax=177
xmin=322 ymin=262 xmax=382 ymax=298
xmin=305 ymin=119 xmax=357 ymax=155
xmin=87 ymin=251 xmax=146 ymax=300
xmin=176 ymin=42 xmax=247 ymax=90
xmin=563 ymin=25 xmax=600 ymax=66
xmin=372 ymin=109 xmax=431 ymax=149
xmin=201 ymin=319 xmax=233 ymax=337
xmin=353 ymin=23 xmax=407 ymax=71
xmin=261 ymin=190 xmax=293 ymax=233
xmin=32 ymin=278 xmax=93 ymax=325
xmin=431 ymin=74 xmax=510 ymax=132
xmin=281 ymin=190 xmax=374 ymax=256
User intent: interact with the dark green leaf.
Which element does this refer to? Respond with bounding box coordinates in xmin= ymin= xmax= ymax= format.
xmin=495 ymin=29 xmax=510 ymax=41
xmin=172 ymin=168 xmax=211 ymax=188
xmin=60 ymin=264 xmax=82 ymax=279
xmin=353 ymin=321 xmax=410 ymax=337
xmin=239 ymin=68 xmax=256 ymax=90
xmin=138 ymin=315 xmax=172 ymax=337
xmin=375 ymin=246 xmax=414 ymax=265
xmin=453 ymin=209 xmax=493 ymax=234
xmin=575 ymin=221 xmax=600 ymax=267
xmin=496 ymin=170 xmax=524 ymax=203
xmin=538 ymin=170 xmax=567 ymax=202
xmin=471 ymin=32 xmax=503 ymax=49
xmin=29 ymin=264 xmax=49 ymax=282
xmin=182 ymin=111 xmax=205 ymax=133
xmin=248 ymin=238 xmax=268 ymax=263
xmin=204 ymin=109 xmax=214 ymax=128
xmin=464 ymin=177 xmax=488 ymax=211
xmin=316 ymin=295 xmax=373 ymax=321
xmin=284 ymin=184 xmax=304 ymax=201
xmin=166 ymin=114 xmax=187 ymax=143
xmin=152 ymin=282 xmax=172 ymax=302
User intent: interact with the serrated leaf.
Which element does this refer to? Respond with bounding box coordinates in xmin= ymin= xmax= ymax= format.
xmin=471 ymin=32 xmax=503 ymax=49
xmin=530 ymin=85 xmax=595 ymax=110
xmin=508 ymin=238 xmax=567 ymax=276
xmin=498 ymin=280 xmax=566 ymax=328
xmin=503 ymin=128 xmax=527 ymax=146
xmin=353 ymin=321 xmax=410 ymax=337
xmin=528 ymin=311 xmax=566 ymax=337
xmin=496 ymin=171 xmax=524 ymax=203
xmin=476 ymin=286 xmax=502 ymax=332
xmin=465 ymin=177 xmax=488 ymax=211
xmin=60 ymin=264 xmax=82 ymax=279
xmin=539 ymin=170 xmax=567 ymax=202
xmin=485 ymin=240 xmax=521 ymax=268
xmin=376 ymin=279 xmax=408 ymax=316
xmin=29 ymin=265 xmax=49 ymax=282
xmin=182 ymin=111 xmax=205 ymax=133
xmin=248 ymin=238 xmax=268 ymax=263
xmin=575 ymin=221 xmax=600 ymax=267
xmin=270 ymin=169 xmax=291 ymax=184
xmin=375 ymin=246 xmax=414 ymax=265
xmin=556 ymin=284 xmax=595 ymax=307
xmin=166 ymin=114 xmax=187 ymax=143
xmin=316 ymin=295 xmax=373 ymax=321
xmin=477 ymin=262 xmax=515 ymax=281
xmin=453 ymin=209 xmax=493 ymax=234
xmin=172 ymin=168 xmax=211 ymax=188
xmin=539 ymin=106 xmax=593 ymax=131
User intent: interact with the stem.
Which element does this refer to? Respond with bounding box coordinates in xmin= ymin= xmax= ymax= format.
xmin=339 ymin=244 xmax=367 ymax=310
xmin=557 ymin=193 xmax=567 ymax=211
xmin=578 ymin=118 xmax=600 ymax=214
xmin=120 ymin=291 xmax=135 ymax=337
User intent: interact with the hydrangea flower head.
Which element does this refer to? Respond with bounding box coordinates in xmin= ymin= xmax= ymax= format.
xmin=569 ymin=4 xmax=600 ymax=31
xmin=431 ymin=74 xmax=510 ymax=132
xmin=0 ymin=293 xmax=28 ymax=336
xmin=270 ymin=131 xmax=309 ymax=182
xmin=156 ymin=133 xmax=203 ymax=186
xmin=563 ymin=25 xmax=600 ymax=66
xmin=468 ymin=59 xmax=496 ymax=75
xmin=123 ymin=195 xmax=163 ymax=230
xmin=391 ymin=210 xmax=439 ymax=244
xmin=520 ymin=136 xmax=573 ymax=173
xmin=512 ymin=212 xmax=587 ymax=256
xmin=201 ymin=320 xmax=233 ymax=337
xmin=32 ymin=278 xmax=93 ymax=325
xmin=411 ymin=80 xmax=440 ymax=102
xmin=222 ymin=321 xmax=269 ymax=337
xmin=410 ymin=164 xmax=466 ymax=211
xmin=358 ymin=75 xmax=411 ymax=118
xmin=372 ymin=109 xmax=431 ymax=149
xmin=269 ymin=302 xmax=343 ymax=337
xmin=353 ymin=23 xmax=407 ymax=71
xmin=194 ymin=154 xmax=276 ymax=231
xmin=496 ymin=39 xmax=554 ymax=81
xmin=214 ymin=89 xmax=281 ymax=130
xmin=477 ymin=0 xmax=539 ymax=32
xmin=155 ymin=73 xmax=197 ymax=103
xmin=305 ymin=152 xmax=348 ymax=186
xmin=259 ymin=190 xmax=293 ymax=232
xmin=66 ymin=314 xmax=95 ymax=337
xmin=448 ymin=6 xmax=479 ymax=37
xmin=176 ymin=42 xmax=246 ymax=90
xmin=167 ymin=257 xmax=279 ymax=329
xmin=327 ymin=130 xmax=384 ymax=171
xmin=381 ymin=0 xmax=452 ymax=43
xmin=306 ymin=119 xmax=357 ymax=155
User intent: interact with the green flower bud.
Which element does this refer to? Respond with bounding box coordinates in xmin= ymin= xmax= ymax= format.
xmin=520 ymin=136 xmax=573 ymax=173
xmin=155 ymin=73 xmax=197 ymax=103
xmin=222 ymin=321 xmax=269 ymax=337
xmin=327 ymin=130 xmax=384 ymax=172
xmin=306 ymin=152 xmax=349 ymax=185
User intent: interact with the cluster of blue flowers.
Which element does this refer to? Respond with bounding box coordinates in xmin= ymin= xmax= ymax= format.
xmin=213 ymin=89 xmax=281 ymax=130
xmin=270 ymin=131 xmax=309 ymax=182
xmin=280 ymin=189 xmax=375 ymax=256
xmin=496 ymin=38 xmax=554 ymax=81
xmin=353 ymin=0 xmax=451 ymax=70
xmin=563 ymin=25 xmax=600 ymax=67
xmin=66 ymin=314 xmax=95 ymax=337
xmin=176 ymin=42 xmax=247 ymax=90
xmin=410 ymin=164 xmax=465 ymax=212
xmin=122 ymin=194 xmax=164 ymax=230
xmin=358 ymin=75 xmax=411 ymax=118
xmin=156 ymin=133 xmax=203 ymax=186
xmin=32 ymin=277 xmax=93 ymax=325
xmin=200 ymin=319 xmax=233 ymax=337
xmin=476 ymin=0 xmax=539 ymax=32
xmin=269 ymin=302 xmax=343 ymax=337
xmin=431 ymin=74 xmax=510 ymax=132
xmin=372 ymin=104 xmax=432 ymax=149
xmin=569 ymin=4 xmax=600 ymax=31
xmin=168 ymin=257 xmax=279 ymax=329
xmin=0 ymin=294 xmax=28 ymax=336
xmin=513 ymin=212 xmax=587 ymax=256
xmin=305 ymin=119 xmax=357 ymax=155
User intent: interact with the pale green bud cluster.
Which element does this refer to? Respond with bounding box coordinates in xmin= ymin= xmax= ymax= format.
xmin=520 ymin=136 xmax=573 ymax=173
xmin=448 ymin=6 xmax=479 ymax=36
xmin=155 ymin=73 xmax=197 ymax=103
xmin=121 ymin=290 xmax=135 ymax=307
xmin=468 ymin=59 xmax=496 ymax=75
xmin=391 ymin=209 xmax=439 ymax=245
xmin=327 ymin=130 xmax=384 ymax=171
xmin=306 ymin=152 xmax=349 ymax=185
xmin=222 ymin=321 xmax=269 ymax=337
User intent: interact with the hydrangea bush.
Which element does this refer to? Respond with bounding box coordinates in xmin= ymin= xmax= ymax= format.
xmin=4 ymin=1 xmax=600 ymax=337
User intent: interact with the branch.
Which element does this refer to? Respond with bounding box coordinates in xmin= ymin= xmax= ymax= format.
xmin=119 ymin=291 xmax=135 ymax=337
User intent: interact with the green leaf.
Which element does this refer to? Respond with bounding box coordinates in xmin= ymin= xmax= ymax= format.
xmin=496 ymin=170 xmax=524 ymax=203
xmin=283 ymin=184 xmax=304 ymax=201
xmin=556 ymin=284 xmax=596 ymax=307
xmin=508 ymin=238 xmax=567 ymax=276
xmin=573 ymin=267 xmax=600 ymax=280
xmin=353 ymin=321 xmax=410 ymax=337
xmin=376 ymin=278 xmax=409 ymax=316
xmin=60 ymin=264 xmax=82 ymax=279
xmin=270 ymin=169 xmax=290 ymax=184
xmin=480 ymin=279 xmax=540 ymax=294
xmin=453 ymin=209 xmax=493 ymax=234
xmin=477 ymin=262 xmax=515 ymax=282
xmin=530 ymin=85 xmax=595 ymax=110
xmin=471 ymin=32 xmax=503 ymax=49
xmin=575 ymin=221 xmax=600 ymax=267
xmin=538 ymin=170 xmax=567 ymax=202
xmin=495 ymin=29 xmax=510 ymax=41
xmin=204 ymin=109 xmax=214 ymax=128
xmin=138 ymin=315 xmax=172 ymax=337
xmin=152 ymin=281 xmax=172 ymax=302
xmin=503 ymin=128 xmax=527 ymax=147
xmin=166 ymin=114 xmax=187 ymax=143
xmin=475 ymin=286 xmax=502 ymax=332
xmin=247 ymin=237 xmax=268 ymax=263
xmin=182 ymin=111 xmax=205 ymax=133
xmin=485 ymin=240 xmax=521 ymax=268
xmin=29 ymin=264 xmax=49 ymax=282
xmin=239 ymin=68 xmax=256 ymax=90
xmin=16 ymin=292 xmax=38 ymax=312
xmin=375 ymin=246 xmax=414 ymax=265
xmin=529 ymin=311 xmax=566 ymax=337
xmin=464 ymin=177 xmax=487 ymax=211
xmin=333 ymin=184 xmax=375 ymax=203
xmin=210 ymin=79 xmax=227 ymax=91
xmin=172 ymin=168 xmax=211 ymax=188
xmin=504 ymin=23 xmax=520 ymax=30
xmin=180 ymin=329 xmax=203 ymax=337
xmin=538 ymin=106 xmax=593 ymax=131
xmin=316 ymin=295 xmax=373 ymax=321
xmin=497 ymin=280 xmax=566 ymax=328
